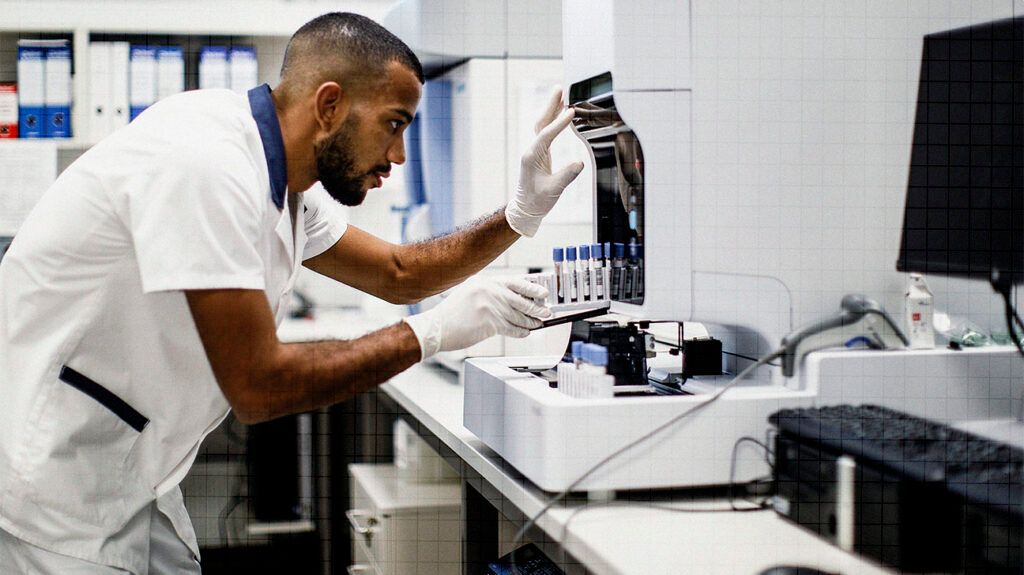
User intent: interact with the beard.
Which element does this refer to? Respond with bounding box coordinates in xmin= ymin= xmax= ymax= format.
xmin=315 ymin=118 xmax=386 ymax=207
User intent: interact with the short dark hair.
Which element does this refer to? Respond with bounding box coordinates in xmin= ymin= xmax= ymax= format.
xmin=280 ymin=12 xmax=424 ymax=96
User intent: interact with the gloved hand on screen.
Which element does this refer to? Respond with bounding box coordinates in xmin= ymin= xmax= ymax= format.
xmin=504 ymin=87 xmax=586 ymax=237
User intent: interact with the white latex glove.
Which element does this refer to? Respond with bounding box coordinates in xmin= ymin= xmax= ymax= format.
xmin=403 ymin=277 xmax=552 ymax=360
xmin=505 ymin=87 xmax=586 ymax=237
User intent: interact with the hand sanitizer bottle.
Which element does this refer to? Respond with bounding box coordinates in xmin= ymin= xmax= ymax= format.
xmin=906 ymin=273 xmax=935 ymax=349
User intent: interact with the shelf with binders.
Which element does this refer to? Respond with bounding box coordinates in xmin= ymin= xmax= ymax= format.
xmin=0 ymin=31 xmax=75 ymax=141
xmin=82 ymin=33 xmax=286 ymax=146
xmin=0 ymin=32 xmax=288 ymax=178
xmin=0 ymin=0 xmax=392 ymax=153
xmin=0 ymin=0 xmax=392 ymax=165
xmin=0 ymin=29 xmax=287 ymax=144
xmin=87 ymin=33 xmax=286 ymax=91
xmin=0 ymin=31 xmax=75 ymax=82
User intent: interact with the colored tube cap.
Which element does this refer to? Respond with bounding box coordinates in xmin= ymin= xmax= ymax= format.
xmin=579 ymin=244 xmax=590 ymax=260
xmin=592 ymin=243 xmax=603 ymax=259
xmin=566 ymin=246 xmax=577 ymax=261
xmin=582 ymin=343 xmax=608 ymax=366
xmin=627 ymin=241 xmax=639 ymax=260
xmin=613 ymin=242 xmax=625 ymax=258
xmin=571 ymin=340 xmax=583 ymax=359
xmin=553 ymin=247 xmax=564 ymax=262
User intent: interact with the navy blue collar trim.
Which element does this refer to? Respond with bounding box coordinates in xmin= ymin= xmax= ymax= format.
xmin=248 ymin=84 xmax=287 ymax=210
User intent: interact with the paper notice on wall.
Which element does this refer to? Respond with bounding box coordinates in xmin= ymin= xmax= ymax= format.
xmin=0 ymin=141 xmax=57 ymax=235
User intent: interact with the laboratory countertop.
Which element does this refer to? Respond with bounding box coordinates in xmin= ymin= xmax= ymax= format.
xmin=279 ymin=310 xmax=893 ymax=575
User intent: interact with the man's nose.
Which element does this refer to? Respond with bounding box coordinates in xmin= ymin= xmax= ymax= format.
xmin=387 ymin=137 xmax=406 ymax=165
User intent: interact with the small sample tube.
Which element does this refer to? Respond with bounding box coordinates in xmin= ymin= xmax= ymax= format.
xmin=558 ymin=343 xmax=616 ymax=399
xmin=627 ymin=241 xmax=641 ymax=300
xmin=525 ymin=272 xmax=558 ymax=306
xmin=556 ymin=361 xmax=571 ymax=393
xmin=581 ymin=343 xmax=615 ymax=399
xmin=565 ymin=246 xmax=578 ymax=302
xmin=546 ymin=273 xmax=559 ymax=305
xmin=524 ymin=273 xmax=545 ymax=306
xmin=591 ymin=243 xmax=605 ymax=300
xmin=571 ymin=340 xmax=584 ymax=363
xmin=611 ymin=242 xmax=626 ymax=300
xmin=552 ymin=247 xmax=564 ymax=303
xmin=570 ymin=340 xmax=584 ymax=396
xmin=578 ymin=244 xmax=592 ymax=301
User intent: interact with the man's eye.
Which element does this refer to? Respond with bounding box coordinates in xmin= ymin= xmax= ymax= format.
xmin=389 ymin=120 xmax=402 ymax=131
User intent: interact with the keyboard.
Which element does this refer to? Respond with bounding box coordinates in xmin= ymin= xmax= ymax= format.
xmin=770 ymin=404 xmax=1022 ymax=574
xmin=770 ymin=404 xmax=1023 ymax=507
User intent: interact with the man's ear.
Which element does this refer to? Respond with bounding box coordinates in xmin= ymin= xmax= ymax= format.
xmin=313 ymin=82 xmax=351 ymax=133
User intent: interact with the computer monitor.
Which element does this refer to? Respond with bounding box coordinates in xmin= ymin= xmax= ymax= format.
xmin=897 ymin=16 xmax=1024 ymax=287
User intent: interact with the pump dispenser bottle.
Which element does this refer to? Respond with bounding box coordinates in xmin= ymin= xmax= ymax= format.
xmin=905 ymin=273 xmax=935 ymax=349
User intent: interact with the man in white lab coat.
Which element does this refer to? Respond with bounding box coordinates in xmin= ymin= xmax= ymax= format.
xmin=0 ymin=12 xmax=582 ymax=574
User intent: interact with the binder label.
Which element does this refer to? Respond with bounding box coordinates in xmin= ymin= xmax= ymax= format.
xmin=0 ymin=84 xmax=17 ymax=138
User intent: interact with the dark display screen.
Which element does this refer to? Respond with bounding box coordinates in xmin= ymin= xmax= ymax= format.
xmin=568 ymin=71 xmax=612 ymax=104
xmin=897 ymin=17 xmax=1023 ymax=283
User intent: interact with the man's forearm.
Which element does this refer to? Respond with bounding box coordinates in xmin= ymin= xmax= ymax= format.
xmin=390 ymin=207 xmax=519 ymax=301
xmin=239 ymin=321 xmax=421 ymax=423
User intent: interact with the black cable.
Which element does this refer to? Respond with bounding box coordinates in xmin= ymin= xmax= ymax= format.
xmin=995 ymin=283 xmax=1024 ymax=358
xmin=722 ymin=350 xmax=781 ymax=367
xmin=729 ymin=436 xmax=775 ymax=511
xmin=656 ymin=338 xmax=782 ymax=368
xmin=641 ymin=320 xmax=782 ymax=367
xmin=1006 ymin=290 xmax=1024 ymax=334
xmin=218 ymin=465 xmax=246 ymax=546
xmin=512 ymin=346 xmax=785 ymax=549
xmin=1005 ymin=298 xmax=1024 ymax=358
xmin=218 ymin=493 xmax=244 ymax=546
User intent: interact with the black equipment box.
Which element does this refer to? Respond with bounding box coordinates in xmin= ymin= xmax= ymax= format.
xmin=770 ymin=404 xmax=1022 ymax=574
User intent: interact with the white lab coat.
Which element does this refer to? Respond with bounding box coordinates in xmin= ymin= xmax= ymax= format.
xmin=0 ymin=85 xmax=346 ymax=573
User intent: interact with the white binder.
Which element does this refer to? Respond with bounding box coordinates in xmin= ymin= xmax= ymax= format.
xmin=199 ymin=46 xmax=229 ymax=90
xmin=88 ymin=42 xmax=112 ymax=142
xmin=156 ymin=46 xmax=184 ymax=101
xmin=109 ymin=42 xmax=130 ymax=132
xmin=229 ymin=47 xmax=258 ymax=95
xmin=43 ymin=42 xmax=72 ymax=138
xmin=16 ymin=41 xmax=47 ymax=138
xmin=129 ymin=45 xmax=157 ymax=120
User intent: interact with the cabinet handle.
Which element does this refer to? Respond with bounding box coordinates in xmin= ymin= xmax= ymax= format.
xmin=347 ymin=565 xmax=372 ymax=574
xmin=345 ymin=509 xmax=377 ymax=535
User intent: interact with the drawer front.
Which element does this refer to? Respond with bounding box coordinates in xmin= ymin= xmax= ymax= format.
xmin=349 ymin=465 xmax=462 ymax=575
xmin=350 ymin=534 xmax=383 ymax=575
xmin=350 ymin=471 xmax=394 ymax=574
